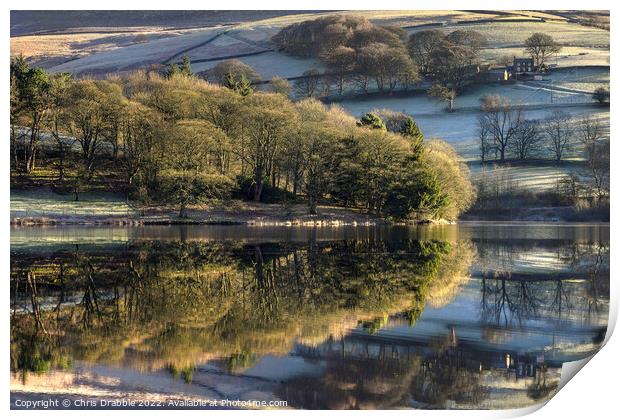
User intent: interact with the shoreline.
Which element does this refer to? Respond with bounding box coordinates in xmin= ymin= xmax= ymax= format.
xmin=11 ymin=191 xmax=608 ymax=227
xmin=9 ymin=216 xmax=439 ymax=227
xmin=10 ymin=213 xmax=609 ymax=227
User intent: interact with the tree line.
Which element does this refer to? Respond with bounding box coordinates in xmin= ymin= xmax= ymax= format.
xmin=270 ymin=15 xmax=493 ymax=98
xmin=11 ymin=237 xmax=473 ymax=378
xmin=477 ymin=94 xmax=609 ymax=199
xmin=10 ymin=56 xmax=475 ymax=221
xmin=476 ymin=94 xmax=609 ymax=205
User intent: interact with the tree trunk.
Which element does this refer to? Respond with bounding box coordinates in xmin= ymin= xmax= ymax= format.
xmin=179 ymin=204 xmax=188 ymax=218
xmin=253 ymin=179 xmax=263 ymax=201
xmin=308 ymin=195 xmax=317 ymax=215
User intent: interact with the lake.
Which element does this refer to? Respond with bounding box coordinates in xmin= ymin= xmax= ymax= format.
xmin=10 ymin=223 xmax=609 ymax=409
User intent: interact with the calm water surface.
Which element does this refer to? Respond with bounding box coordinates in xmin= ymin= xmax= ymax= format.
xmin=10 ymin=224 xmax=609 ymax=409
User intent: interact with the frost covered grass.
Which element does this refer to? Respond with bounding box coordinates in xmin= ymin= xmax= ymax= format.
xmin=14 ymin=11 xmax=609 ymax=80
xmin=191 ymin=51 xmax=325 ymax=79
xmin=408 ymin=21 xmax=609 ymax=48
xmin=339 ymin=93 xmax=609 ymax=159
xmin=48 ymin=26 xmax=227 ymax=74
xmin=11 ymin=189 xmax=135 ymax=219
xmin=468 ymin=162 xmax=584 ymax=192
xmin=528 ymin=67 xmax=610 ymax=93
xmin=480 ymin=46 xmax=609 ymax=67
xmin=11 ymin=30 xmax=183 ymax=68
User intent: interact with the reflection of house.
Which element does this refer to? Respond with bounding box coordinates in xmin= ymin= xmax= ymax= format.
xmin=504 ymin=352 xmax=542 ymax=379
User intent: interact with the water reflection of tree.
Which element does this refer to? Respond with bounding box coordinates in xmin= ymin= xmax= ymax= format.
xmin=281 ymin=356 xmax=417 ymax=409
xmin=411 ymin=361 xmax=489 ymax=407
xmin=526 ymin=366 xmax=558 ymax=401
xmin=278 ymin=333 xmax=489 ymax=409
xmin=481 ymin=276 xmax=542 ymax=326
xmin=10 ymin=238 xmax=473 ymax=376
xmin=479 ymin=241 xmax=609 ymax=328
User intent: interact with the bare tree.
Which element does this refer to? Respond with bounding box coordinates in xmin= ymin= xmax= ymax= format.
xmin=477 ymin=114 xmax=492 ymax=162
xmin=407 ymin=29 xmax=448 ymax=74
xmin=446 ymin=30 xmax=488 ymax=53
xmin=270 ymin=76 xmax=292 ymax=97
xmin=478 ymin=95 xmax=522 ymax=161
xmin=544 ymin=111 xmax=573 ymax=162
xmin=320 ymin=46 xmax=355 ymax=96
xmin=592 ymin=87 xmax=609 ymax=104
xmin=524 ymin=33 xmax=562 ymax=69
xmin=579 ymin=115 xmax=603 ymax=147
xmin=429 ymin=84 xmax=457 ymax=112
xmin=510 ymin=119 xmax=541 ymax=160
xmin=204 ymin=59 xmax=261 ymax=85
xmin=579 ymin=117 xmax=609 ymax=199
xmin=294 ymin=69 xmax=323 ymax=98
xmin=586 ymin=139 xmax=609 ymax=200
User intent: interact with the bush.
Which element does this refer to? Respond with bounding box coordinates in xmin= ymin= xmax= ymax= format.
xmin=593 ymin=87 xmax=610 ymax=104
xmin=160 ymin=170 xmax=235 ymax=217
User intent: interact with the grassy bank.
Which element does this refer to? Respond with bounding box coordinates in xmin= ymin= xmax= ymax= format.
xmin=10 ymin=188 xmax=390 ymax=226
xmin=12 ymin=187 xmax=608 ymax=226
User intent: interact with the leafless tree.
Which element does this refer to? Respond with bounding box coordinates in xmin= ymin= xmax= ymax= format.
xmin=524 ymin=32 xmax=562 ymax=69
xmin=583 ymin=139 xmax=609 ymax=200
xmin=294 ymin=69 xmax=323 ymax=98
xmin=578 ymin=117 xmax=608 ymax=198
xmin=477 ymin=114 xmax=492 ymax=162
xmin=579 ymin=116 xmax=603 ymax=156
xmin=510 ymin=119 xmax=541 ymax=160
xmin=478 ymin=95 xmax=522 ymax=161
xmin=544 ymin=111 xmax=573 ymax=162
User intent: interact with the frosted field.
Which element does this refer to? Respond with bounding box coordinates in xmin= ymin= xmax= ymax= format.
xmin=339 ymin=76 xmax=604 ymax=116
xmin=18 ymin=10 xmax=606 ymax=79
xmin=194 ymin=18 xmax=609 ymax=80
xmin=480 ymin=46 xmax=610 ymax=67
xmin=28 ymin=11 xmax=491 ymax=74
xmin=338 ymin=66 xmax=610 ymax=160
xmin=48 ymin=26 xmax=227 ymax=74
xmin=527 ymin=67 xmax=610 ymax=93
xmin=11 ymin=29 xmax=189 ymax=67
xmin=191 ymin=51 xmax=325 ymax=79
xmin=184 ymin=33 xmax=269 ymax=62
xmin=420 ymin=106 xmax=608 ymax=158
xmin=339 ymin=87 xmax=609 ymax=194
xmin=408 ymin=21 xmax=610 ymax=48
xmin=12 ymin=11 xmax=609 ymax=195
xmin=406 ymin=20 xmax=609 ymax=69
xmin=11 ymin=189 xmax=135 ymax=219
xmin=467 ymin=162 xmax=584 ymax=192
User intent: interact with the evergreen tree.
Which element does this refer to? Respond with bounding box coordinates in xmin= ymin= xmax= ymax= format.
xmin=10 ymin=58 xmax=51 ymax=172
xmin=224 ymin=72 xmax=253 ymax=96
xmin=356 ymin=113 xmax=386 ymax=130
xmin=328 ymin=135 xmax=365 ymax=207
xmin=383 ymin=157 xmax=448 ymax=220
xmin=235 ymin=74 xmax=253 ymax=97
xmin=180 ymin=55 xmax=192 ymax=77
xmin=165 ymin=63 xmax=180 ymax=79
xmin=400 ymin=117 xmax=424 ymax=158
